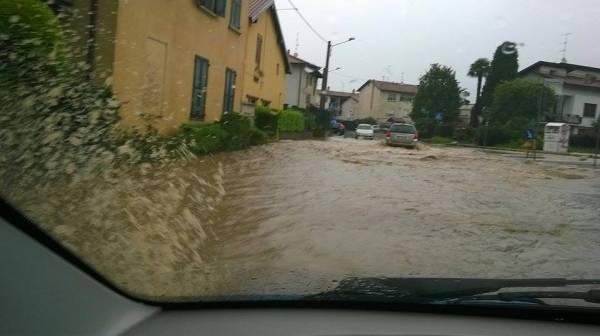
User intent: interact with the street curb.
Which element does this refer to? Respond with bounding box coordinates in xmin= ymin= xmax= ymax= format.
xmin=435 ymin=143 xmax=598 ymax=158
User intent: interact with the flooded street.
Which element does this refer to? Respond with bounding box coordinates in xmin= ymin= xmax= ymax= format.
xmin=13 ymin=138 xmax=600 ymax=300
xmin=204 ymin=138 xmax=600 ymax=296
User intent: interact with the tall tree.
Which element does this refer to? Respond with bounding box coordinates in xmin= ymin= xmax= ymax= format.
xmin=467 ymin=58 xmax=490 ymax=127
xmin=410 ymin=64 xmax=462 ymax=135
xmin=480 ymin=41 xmax=519 ymax=114
xmin=491 ymin=79 xmax=556 ymax=124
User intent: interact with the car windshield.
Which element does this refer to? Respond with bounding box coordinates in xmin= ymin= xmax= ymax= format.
xmin=391 ymin=125 xmax=415 ymax=133
xmin=1 ymin=0 xmax=600 ymax=308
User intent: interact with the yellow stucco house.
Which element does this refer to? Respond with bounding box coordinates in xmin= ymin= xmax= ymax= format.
xmin=54 ymin=0 xmax=289 ymax=134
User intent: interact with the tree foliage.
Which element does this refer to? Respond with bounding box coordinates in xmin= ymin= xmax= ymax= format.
xmin=0 ymin=0 xmax=66 ymax=85
xmin=467 ymin=58 xmax=490 ymax=127
xmin=410 ymin=63 xmax=462 ymax=126
xmin=278 ymin=109 xmax=305 ymax=132
xmin=480 ymin=41 xmax=519 ymax=109
xmin=491 ymin=79 xmax=556 ymax=124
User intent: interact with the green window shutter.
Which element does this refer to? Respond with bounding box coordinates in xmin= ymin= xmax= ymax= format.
xmin=215 ymin=0 xmax=226 ymax=16
xmin=229 ymin=0 xmax=241 ymax=29
xmin=223 ymin=69 xmax=237 ymax=114
xmin=191 ymin=57 xmax=209 ymax=120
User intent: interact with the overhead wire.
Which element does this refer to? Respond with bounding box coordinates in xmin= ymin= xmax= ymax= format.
xmin=285 ymin=0 xmax=328 ymax=43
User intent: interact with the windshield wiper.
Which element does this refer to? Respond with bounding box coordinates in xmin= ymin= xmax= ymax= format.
xmin=310 ymin=277 xmax=600 ymax=305
xmin=446 ymin=289 xmax=600 ymax=305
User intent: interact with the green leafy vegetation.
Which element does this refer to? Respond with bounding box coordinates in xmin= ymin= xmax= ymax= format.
xmin=480 ymin=41 xmax=519 ymax=110
xmin=278 ymin=109 xmax=305 ymax=132
xmin=254 ymin=105 xmax=279 ymax=136
xmin=491 ymin=79 xmax=556 ymax=124
xmin=467 ymin=58 xmax=490 ymax=127
xmin=411 ymin=63 xmax=463 ymax=138
xmin=176 ymin=113 xmax=269 ymax=155
xmin=0 ymin=0 xmax=66 ymax=84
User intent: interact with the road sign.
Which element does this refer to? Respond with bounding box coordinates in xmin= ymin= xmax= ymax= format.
xmin=434 ymin=112 xmax=443 ymax=122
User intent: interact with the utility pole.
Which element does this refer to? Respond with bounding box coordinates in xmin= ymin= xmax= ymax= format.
xmin=319 ymin=41 xmax=332 ymax=112
xmin=319 ymin=38 xmax=355 ymax=112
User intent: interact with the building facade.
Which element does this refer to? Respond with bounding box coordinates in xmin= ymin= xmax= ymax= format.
xmin=285 ymin=53 xmax=322 ymax=109
xmin=55 ymin=0 xmax=289 ymax=134
xmin=356 ymin=80 xmax=418 ymax=122
xmin=340 ymin=93 xmax=360 ymax=120
xmin=519 ymin=61 xmax=600 ymax=133
xmin=319 ymin=90 xmax=354 ymax=117
xmin=240 ymin=2 xmax=290 ymax=116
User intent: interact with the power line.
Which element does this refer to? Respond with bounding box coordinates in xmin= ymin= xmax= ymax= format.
xmin=286 ymin=0 xmax=328 ymax=43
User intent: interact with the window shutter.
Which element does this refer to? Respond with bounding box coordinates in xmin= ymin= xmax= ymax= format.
xmin=215 ymin=0 xmax=226 ymax=16
xmin=191 ymin=57 xmax=209 ymax=120
xmin=230 ymin=0 xmax=241 ymax=29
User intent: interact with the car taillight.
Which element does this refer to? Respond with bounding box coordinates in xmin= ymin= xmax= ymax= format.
xmin=386 ymin=131 xmax=391 ymax=137
xmin=414 ymin=131 xmax=419 ymax=140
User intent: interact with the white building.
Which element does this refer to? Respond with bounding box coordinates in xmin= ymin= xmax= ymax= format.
xmin=340 ymin=93 xmax=360 ymax=120
xmin=285 ymin=53 xmax=322 ymax=109
xmin=519 ymin=61 xmax=600 ymax=134
xmin=356 ymin=80 xmax=418 ymax=122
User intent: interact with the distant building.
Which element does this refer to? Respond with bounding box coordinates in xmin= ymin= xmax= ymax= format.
xmin=285 ymin=53 xmax=322 ymax=109
xmin=356 ymin=80 xmax=418 ymax=122
xmin=340 ymin=92 xmax=360 ymax=120
xmin=458 ymin=104 xmax=474 ymax=127
xmin=519 ymin=61 xmax=600 ymax=134
xmin=319 ymin=90 xmax=355 ymax=117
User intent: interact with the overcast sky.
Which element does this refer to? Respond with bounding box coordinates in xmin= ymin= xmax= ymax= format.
xmin=274 ymin=0 xmax=600 ymax=95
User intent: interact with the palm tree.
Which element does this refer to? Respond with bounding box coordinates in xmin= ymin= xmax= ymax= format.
xmin=468 ymin=58 xmax=490 ymax=127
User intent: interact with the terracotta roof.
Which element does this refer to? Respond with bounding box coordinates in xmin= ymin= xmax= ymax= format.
xmin=249 ymin=0 xmax=291 ymax=74
xmin=357 ymin=80 xmax=418 ymax=94
xmin=287 ymin=54 xmax=321 ymax=70
xmin=519 ymin=61 xmax=600 ymax=76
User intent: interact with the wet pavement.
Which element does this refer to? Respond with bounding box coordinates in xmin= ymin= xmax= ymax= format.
xmin=13 ymin=137 xmax=600 ymax=300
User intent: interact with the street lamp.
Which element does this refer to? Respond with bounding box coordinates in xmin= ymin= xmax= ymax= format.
xmin=319 ymin=37 xmax=355 ymax=112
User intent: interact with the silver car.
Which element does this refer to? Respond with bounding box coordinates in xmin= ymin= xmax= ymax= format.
xmin=385 ymin=123 xmax=418 ymax=148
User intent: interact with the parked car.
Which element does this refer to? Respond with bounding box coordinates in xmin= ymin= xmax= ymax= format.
xmin=354 ymin=124 xmax=374 ymax=139
xmin=386 ymin=123 xmax=418 ymax=148
xmin=372 ymin=125 xmax=381 ymax=133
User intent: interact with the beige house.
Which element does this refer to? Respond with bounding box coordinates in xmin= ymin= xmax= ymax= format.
xmin=53 ymin=0 xmax=289 ymax=134
xmin=340 ymin=93 xmax=360 ymax=120
xmin=356 ymin=80 xmax=418 ymax=122
xmin=285 ymin=53 xmax=322 ymax=109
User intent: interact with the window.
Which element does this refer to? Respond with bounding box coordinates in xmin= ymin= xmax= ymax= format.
xmin=583 ymin=103 xmax=597 ymax=118
xmin=229 ymin=0 xmax=241 ymax=29
xmin=191 ymin=56 xmax=209 ymax=120
xmin=387 ymin=93 xmax=397 ymax=102
xmin=223 ymin=68 xmax=237 ymax=114
xmin=255 ymin=34 xmax=263 ymax=69
xmin=199 ymin=0 xmax=226 ymax=16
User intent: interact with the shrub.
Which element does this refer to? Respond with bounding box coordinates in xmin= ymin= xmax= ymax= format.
xmin=570 ymin=134 xmax=597 ymax=148
xmin=255 ymin=105 xmax=279 ymax=135
xmin=249 ymin=128 xmax=269 ymax=145
xmin=178 ymin=123 xmax=228 ymax=155
xmin=219 ymin=112 xmax=251 ymax=150
xmin=0 ymin=0 xmax=66 ymax=85
xmin=278 ymin=110 xmax=305 ymax=132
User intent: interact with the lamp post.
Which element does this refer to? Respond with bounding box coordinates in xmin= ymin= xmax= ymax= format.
xmin=319 ymin=38 xmax=355 ymax=112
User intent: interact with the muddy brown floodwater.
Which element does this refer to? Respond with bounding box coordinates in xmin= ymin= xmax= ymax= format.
xmin=12 ymin=138 xmax=600 ymax=301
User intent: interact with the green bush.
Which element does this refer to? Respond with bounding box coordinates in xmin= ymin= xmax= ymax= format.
xmin=278 ymin=110 xmax=305 ymax=132
xmin=570 ymin=134 xmax=597 ymax=148
xmin=255 ymin=105 xmax=279 ymax=135
xmin=219 ymin=112 xmax=251 ymax=150
xmin=178 ymin=123 xmax=228 ymax=155
xmin=249 ymin=128 xmax=269 ymax=145
xmin=0 ymin=0 xmax=66 ymax=85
